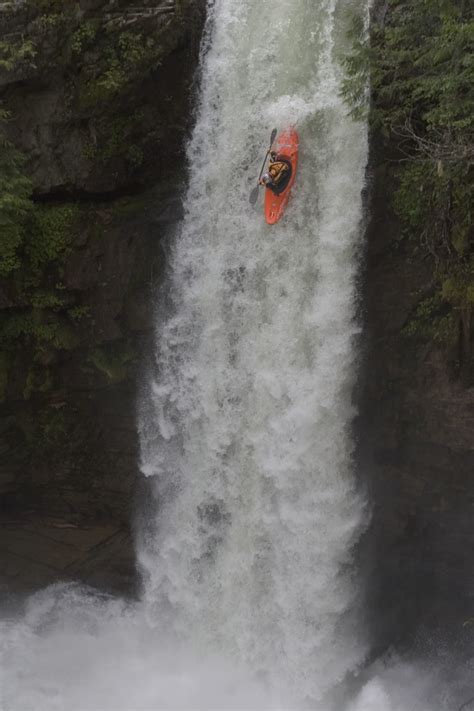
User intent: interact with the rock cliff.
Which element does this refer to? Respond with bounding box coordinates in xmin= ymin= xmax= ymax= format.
xmin=360 ymin=1 xmax=474 ymax=648
xmin=361 ymin=162 xmax=474 ymax=649
xmin=0 ymin=0 xmax=206 ymax=595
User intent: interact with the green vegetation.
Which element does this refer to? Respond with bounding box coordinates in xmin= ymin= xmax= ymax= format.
xmin=0 ymin=110 xmax=34 ymax=277
xmin=0 ymin=99 xmax=138 ymax=400
xmin=343 ymin=1 xmax=474 ymax=362
xmin=27 ymin=203 xmax=79 ymax=273
xmin=401 ymin=293 xmax=458 ymax=344
xmin=0 ymin=311 xmax=80 ymax=353
xmin=89 ymin=342 xmax=136 ymax=383
xmin=84 ymin=111 xmax=146 ymax=168
xmin=68 ymin=305 xmax=91 ymax=322
xmin=80 ymin=31 xmax=163 ymax=107
xmin=0 ymin=37 xmax=36 ymax=72
xmin=0 ymin=188 xmax=81 ymax=395
xmin=0 ymin=2 xmax=162 ymax=406
xmin=0 ymin=107 xmax=79 ymax=284
xmin=71 ymin=20 xmax=99 ymax=55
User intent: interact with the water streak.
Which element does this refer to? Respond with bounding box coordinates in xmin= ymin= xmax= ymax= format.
xmin=139 ymin=0 xmax=372 ymax=703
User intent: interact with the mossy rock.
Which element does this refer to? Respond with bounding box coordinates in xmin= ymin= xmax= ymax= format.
xmin=402 ymin=293 xmax=458 ymax=346
xmin=89 ymin=341 xmax=137 ymax=383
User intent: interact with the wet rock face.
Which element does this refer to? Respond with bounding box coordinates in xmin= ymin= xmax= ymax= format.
xmin=0 ymin=0 xmax=205 ymax=595
xmin=1 ymin=0 xmax=204 ymax=195
xmin=360 ymin=156 xmax=474 ymax=646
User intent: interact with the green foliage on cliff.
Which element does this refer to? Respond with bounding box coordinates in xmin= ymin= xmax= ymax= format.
xmin=27 ymin=204 xmax=79 ymax=274
xmin=0 ymin=112 xmax=77 ymax=285
xmin=0 ymin=110 xmax=33 ymax=277
xmin=0 ymin=37 xmax=36 ymax=72
xmin=80 ymin=31 xmax=163 ymax=107
xmin=0 ymin=310 xmax=79 ymax=354
xmin=71 ymin=20 xmax=99 ymax=55
xmin=89 ymin=342 xmax=136 ymax=383
xmin=401 ymin=293 xmax=458 ymax=344
xmin=372 ymin=2 xmax=473 ymax=130
xmin=84 ymin=111 xmax=146 ymax=168
xmin=0 ymin=199 xmax=81 ymax=390
xmin=370 ymin=1 xmax=473 ymax=288
xmin=344 ymin=1 xmax=474 ymax=358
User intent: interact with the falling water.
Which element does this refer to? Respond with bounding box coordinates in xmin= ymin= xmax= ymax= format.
xmin=139 ymin=0 xmax=371 ymax=704
xmin=2 ymin=1 xmax=460 ymax=709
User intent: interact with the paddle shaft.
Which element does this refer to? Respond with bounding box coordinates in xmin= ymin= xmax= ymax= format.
xmin=249 ymin=128 xmax=277 ymax=205
xmin=258 ymin=128 xmax=277 ymax=181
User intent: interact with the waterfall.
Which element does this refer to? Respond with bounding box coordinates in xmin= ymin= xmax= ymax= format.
xmin=4 ymin=1 xmax=456 ymax=709
xmin=138 ymin=0 xmax=371 ymax=703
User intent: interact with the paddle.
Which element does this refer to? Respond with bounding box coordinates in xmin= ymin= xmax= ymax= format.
xmin=249 ymin=128 xmax=277 ymax=206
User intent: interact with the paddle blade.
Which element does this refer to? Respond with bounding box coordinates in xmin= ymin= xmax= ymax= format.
xmin=270 ymin=128 xmax=277 ymax=145
xmin=249 ymin=185 xmax=259 ymax=206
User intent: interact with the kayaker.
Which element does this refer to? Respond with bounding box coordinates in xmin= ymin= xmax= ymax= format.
xmin=259 ymin=152 xmax=292 ymax=194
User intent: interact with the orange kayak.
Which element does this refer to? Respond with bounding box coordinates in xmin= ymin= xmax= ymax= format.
xmin=264 ymin=127 xmax=299 ymax=225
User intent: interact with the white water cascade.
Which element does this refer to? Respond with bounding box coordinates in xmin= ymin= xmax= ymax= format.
xmin=139 ymin=0 xmax=370 ymax=704
xmin=1 ymin=1 xmax=458 ymax=709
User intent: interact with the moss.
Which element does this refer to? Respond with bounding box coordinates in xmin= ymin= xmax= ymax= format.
xmin=30 ymin=289 xmax=65 ymax=310
xmin=27 ymin=203 xmax=79 ymax=273
xmin=442 ymin=278 xmax=464 ymax=306
xmin=441 ymin=260 xmax=474 ymax=309
xmin=0 ymin=111 xmax=34 ymax=277
xmin=0 ymin=309 xmax=80 ymax=355
xmin=68 ymin=305 xmax=91 ymax=322
xmin=86 ymin=111 xmax=146 ymax=168
xmin=79 ymin=31 xmax=163 ymax=108
xmin=451 ymin=224 xmax=470 ymax=257
xmin=33 ymin=11 xmax=66 ymax=34
xmin=402 ymin=293 xmax=458 ymax=346
xmin=0 ymin=38 xmax=36 ymax=72
xmin=23 ymin=364 xmax=52 ymax=400
xmin=0 ymin=196 xmax=92 ymax=401
xmin=90 ymin=342 xmax=136 ymax=383
xmin=71 ymin=20 xmax=99 ymax=55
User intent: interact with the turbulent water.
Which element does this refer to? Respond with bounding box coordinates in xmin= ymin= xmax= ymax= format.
xmin=138 ymin=0 xmax=371 ymax=703
xmin=0 ymin=1 xmax=466 ymax=710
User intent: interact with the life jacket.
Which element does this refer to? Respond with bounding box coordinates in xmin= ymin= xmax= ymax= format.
xmin=269 ymin=159 xmax=290 ymax=185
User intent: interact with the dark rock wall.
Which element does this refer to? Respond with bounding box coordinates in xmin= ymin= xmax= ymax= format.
xmin=0 ymin=0 xmax=206 ymax=595
xmin=360 ymin=154 xmax=474 ymax=648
